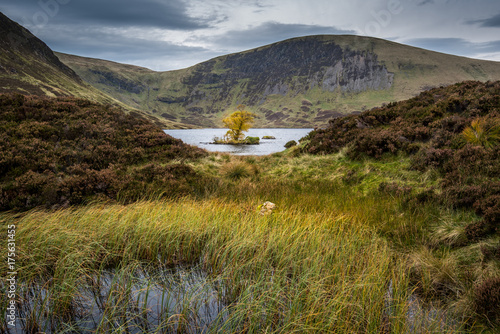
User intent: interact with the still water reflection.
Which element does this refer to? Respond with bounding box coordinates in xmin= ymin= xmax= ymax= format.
xmin=164 ymin=128 xmax=313 ymax=155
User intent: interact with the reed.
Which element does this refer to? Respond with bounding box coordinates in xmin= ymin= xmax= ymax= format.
xmin=1 ymin=193 xmax=420 ymax=333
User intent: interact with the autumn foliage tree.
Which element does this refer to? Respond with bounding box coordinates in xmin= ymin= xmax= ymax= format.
xmin=222 ymin=105 xmax=256 ymax=142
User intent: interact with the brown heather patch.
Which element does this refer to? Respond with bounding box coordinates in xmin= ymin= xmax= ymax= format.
xmin=305 ymin=80 xmax=500 ymax=239
xmin=0 ymin=94 xmax=207 ymax=210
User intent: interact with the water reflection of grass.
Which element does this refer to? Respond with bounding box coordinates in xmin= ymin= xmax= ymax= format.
xmin=13 ymin=262 xmax=223 ymax=333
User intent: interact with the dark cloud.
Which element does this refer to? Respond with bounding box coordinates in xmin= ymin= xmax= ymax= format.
xmin=406 ymin=37 xmax=500 ymax=57
xmin=1 ymin=1 xmax=500 ymax=70
xmin=37 ymin=26 xmax=214 ymax=68
xmin=0 ymin=0 xmax=217 ymax=70
xmin=469 ymin=13 xmax=500 ymax=28
xmin=206 ymin=21 xmax=356 ymax=50
xmin=0 ymin=0 xmax=208 ymax=30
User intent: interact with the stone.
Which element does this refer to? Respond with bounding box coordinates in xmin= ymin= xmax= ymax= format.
xmin=259 ymin=201 xmax=276 ymax=215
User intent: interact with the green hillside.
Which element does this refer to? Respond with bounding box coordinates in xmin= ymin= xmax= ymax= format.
xmin=0 ymin=12 xmax=190 ymax=128
xmin=58 ymin=35 xmax=500 ymax=128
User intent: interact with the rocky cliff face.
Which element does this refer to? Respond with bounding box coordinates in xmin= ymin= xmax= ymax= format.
xmin=180 ymin=38 xmax=393 ymax=109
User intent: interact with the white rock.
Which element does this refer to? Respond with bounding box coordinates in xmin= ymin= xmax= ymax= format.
xmin=259 ymin=201 xmax=276 ymax=215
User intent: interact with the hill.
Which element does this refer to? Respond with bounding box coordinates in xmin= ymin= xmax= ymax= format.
xmin=0 ymin=12 xmax=119 ymax=102
xmin=0 ymin=94 xmax=206 ymax=211
xmin=0 ymin=12 xmax=189 ymax=128
xmin=58 ymin=35 xmax=500 ymax=128
xmin=304 ymin=80 xmax=499 ymax=240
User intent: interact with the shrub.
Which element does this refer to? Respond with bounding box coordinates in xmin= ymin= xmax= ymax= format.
xmin=413 ymin=188 xmax=437 ymax=204
xmin=284 ymin=140 xmax=297 ymax=148
xmin=411 ymin=148 xmax=453 ymax=172
xmin=244 ymin=136 xmax=260 ymax=145
xmin=442 ymin=183 xmax=487 ymax=209
xmin=473 ymin=277 xmax=500 ymax=324
xmin=0 ymin=94 xmax=207 ymax=210
xmin=480 ymin=243 xmax=500 ymax=262
xmin=464 ymin=220 xmax=494 ymax=241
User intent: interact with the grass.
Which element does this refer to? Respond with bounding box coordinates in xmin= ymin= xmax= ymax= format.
xmin=1 ymin=151 xmax=497 ymax=332
xmin=1 ymin=195 xmax=412 ymax=333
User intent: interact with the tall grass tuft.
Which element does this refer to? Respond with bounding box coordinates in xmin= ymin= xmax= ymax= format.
xmin=1 ymin=195 xmax=426 ymax=333
xmin=462 ymin=117 xmax=500 ymax=148
xmin=220 ymin=161 xmax=256 ymax=180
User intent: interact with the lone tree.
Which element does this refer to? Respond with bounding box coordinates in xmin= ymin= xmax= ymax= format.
xmin=222 ymin=105 xmax=256 ymax=142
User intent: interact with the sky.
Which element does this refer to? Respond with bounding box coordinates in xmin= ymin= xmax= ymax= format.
xmin=1 ymin=0 xmax=500 ymax=71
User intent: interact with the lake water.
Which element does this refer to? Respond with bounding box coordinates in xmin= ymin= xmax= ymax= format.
xmin=164 ymin=128 xmax=313 ymax=155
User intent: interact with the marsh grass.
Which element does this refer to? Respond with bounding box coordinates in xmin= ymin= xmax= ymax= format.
xmin=0 ymin=191 xmax=430 ymax=333
xmin=0 ymin=152 xmax=486 ymax=332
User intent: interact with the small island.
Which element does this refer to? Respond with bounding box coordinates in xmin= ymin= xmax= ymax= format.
xmin=212 ymin=105 xmax=260 ymax=145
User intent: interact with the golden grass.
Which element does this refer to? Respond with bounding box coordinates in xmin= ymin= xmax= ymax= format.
xmin=2 ymin=196 xmax=418 ymax=332
xmin=1 ymin=152 xmax=491 ymax=332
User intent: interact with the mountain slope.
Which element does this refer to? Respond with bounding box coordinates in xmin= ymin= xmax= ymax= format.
xmin=58 ymin=35 xmax=500 ymax=128
xmin=0 ymin=12 xmax=191 ymax=128
xmin=0 ymin=12 xmax=110 ymax=100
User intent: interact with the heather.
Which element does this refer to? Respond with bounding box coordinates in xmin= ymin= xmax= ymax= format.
xmin=0 ymin=94 xmax=206 ymax=210
xmin=305 ymin=80 xmax=500 ymax=239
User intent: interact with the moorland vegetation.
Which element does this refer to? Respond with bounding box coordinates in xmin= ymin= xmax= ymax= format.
xmin=1 ymin=81 xmax=499 ymax=333
xmin=0 ymin=94 xmax=206 ymax=211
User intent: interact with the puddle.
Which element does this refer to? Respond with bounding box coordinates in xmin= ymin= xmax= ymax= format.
xmin=405 ymin=294 xmax=461 ymax=333
xmin=5 ymin=264 xmax=227 ymax=333
xmin=383 ymin=280 xmax=463 ymax=333
xmin=4 ymin=272 xmax=467 ymax=333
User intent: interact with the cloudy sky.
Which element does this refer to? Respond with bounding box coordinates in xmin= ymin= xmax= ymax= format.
xmin=1 ymin=0 xmax=500 ymax=71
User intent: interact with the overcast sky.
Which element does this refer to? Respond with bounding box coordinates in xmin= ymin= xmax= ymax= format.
xmin=1 ymin=0 xmax=500 ymax=71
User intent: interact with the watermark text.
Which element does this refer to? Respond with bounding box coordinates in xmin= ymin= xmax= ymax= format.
xmin=6 ymin=224 xmax=17 ymax=327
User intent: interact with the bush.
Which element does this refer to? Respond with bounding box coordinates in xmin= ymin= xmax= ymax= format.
xmin=473 ymin=277 xmax=500 ymax=324
xmin=480 ymin=243 xmax=500 ymax=262
xmin=0 ymin=94 xmax=207 ymax=210
xmin=244 ymin=136 xmax=260 ymax=145
xmin=284 ymin=140 xmax=297 ymax=148
xmin=464 ymin=220 xmax=493 ymax=241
